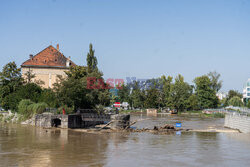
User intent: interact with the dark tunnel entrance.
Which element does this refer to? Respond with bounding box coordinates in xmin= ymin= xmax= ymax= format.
xmin=52 ymin=118 xmax=61 ymax=127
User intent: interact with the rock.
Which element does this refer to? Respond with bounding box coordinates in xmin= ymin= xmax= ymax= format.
xmin=153 ymin=126 xmax=159 ymax=130
xmin=161 ymin=124 xmax=175 ymax=130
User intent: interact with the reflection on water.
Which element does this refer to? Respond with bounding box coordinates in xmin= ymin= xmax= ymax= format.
xmin=1 ymin=114 xmax=250 ymax=167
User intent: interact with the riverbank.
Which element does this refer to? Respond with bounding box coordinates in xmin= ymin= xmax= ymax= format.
xmin=119 ymin=110 xmax=225 ymax=118
xmin=0 ymin=111 xmax=238 ymax=134
xmin=0 ymin=111 xmax=35 ymax=125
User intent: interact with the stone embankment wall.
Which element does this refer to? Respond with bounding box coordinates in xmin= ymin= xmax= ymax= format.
xmin=224 ymin=113 xmax=250 ymax=133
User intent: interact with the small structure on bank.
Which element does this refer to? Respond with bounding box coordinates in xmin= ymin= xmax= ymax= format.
xmin=146 ymin=109 xmax=157 ymax=116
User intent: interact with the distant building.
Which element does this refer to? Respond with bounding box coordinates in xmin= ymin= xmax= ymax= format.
xmin=243 ymin=78 xmax=250 ymax=102
xmin=21 ymin=44 xmax=75 ymax=88
xmin=216 ymin=92 xmax=227 ymax=100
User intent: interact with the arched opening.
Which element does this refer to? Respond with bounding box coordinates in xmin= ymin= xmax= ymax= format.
xmin=52 ymin=118 xmax=61 ymax=128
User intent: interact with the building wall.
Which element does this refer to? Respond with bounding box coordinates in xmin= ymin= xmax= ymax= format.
xmin=243 ymin=78 xmax=250 ymax=100
xmin=22 ymin=67 xmax=69 ymax=88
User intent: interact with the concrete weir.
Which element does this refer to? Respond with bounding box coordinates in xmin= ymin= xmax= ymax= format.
xmin=35 ymin=113 xmax=111 ymax=129
xmin=35 ymin=113 xmax=131 ymax=129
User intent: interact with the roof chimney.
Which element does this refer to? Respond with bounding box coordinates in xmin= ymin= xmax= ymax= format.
xmin=66 ymin=57 xmax=71 ymax=67
xmin=29 ymin=54 xmax=33 ymax=60
xmin=56 ymin=44 xmax=59 ymax=51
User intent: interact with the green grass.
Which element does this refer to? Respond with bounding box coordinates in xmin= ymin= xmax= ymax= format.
xmin=178 ymin=110 xmax=225 ymax=118
xmin=185 ymin=110 xmax=203 ymax=114
xmin=199 ymin=112 xmax=225 ymax=118
xmin=119 ymin=109 xmax=144 ymax=113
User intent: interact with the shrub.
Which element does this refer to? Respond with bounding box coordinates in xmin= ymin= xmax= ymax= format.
xmin=18 ymin=100 xmax=48 ymax=119
xmin=213 ymin=112 xmax=225 ymax=118
xmin=33 ymin=102 xmax=48 ymax=114
xmin=18 ymin=99 xmax=34 ymax=116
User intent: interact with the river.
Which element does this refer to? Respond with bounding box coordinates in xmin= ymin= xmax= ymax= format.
xmin=0 ymin=114 xmax=250 ymax=167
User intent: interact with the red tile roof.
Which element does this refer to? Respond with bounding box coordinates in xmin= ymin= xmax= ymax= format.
xmin=21 ymin=45 xmax=76 ymax=68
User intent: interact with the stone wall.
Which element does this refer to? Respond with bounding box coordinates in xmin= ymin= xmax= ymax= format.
xmin=224 ymin=113 xmax=250 ymax=133
xmin=35 ymin=114 xmax=70 ymax=128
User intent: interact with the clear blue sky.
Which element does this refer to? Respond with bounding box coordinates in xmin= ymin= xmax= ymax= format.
xmin=0 ymin=0 xmax=250 ymax=92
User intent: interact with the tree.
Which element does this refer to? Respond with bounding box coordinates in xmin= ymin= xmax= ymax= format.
xmin=168 ymin=75 xmax=192 ymax=112
xmin=16 ymin=83 xmax=42 ymax=103
xmin=0 ymin=62 xmax=23 ymax=110
xmin=227 ymin=90 xmax=242 ymax=99
xmin=161 ymin=75 xmax=173 ymax=108
xmin=194 ymin=75 xmax=219 ymax=109
xmin=187 ymin=94 xmax=199 ymax=110
xmin=39 ymin=88 xmax=58 ymax=108
xmin=23 ymin=69 xmax=35 ymax=83
xmin=247 ymin=100 xmax=250 ymax=109
xmin=23 ymin=69 xmax=45 ymax=86
xmin=54 ymin=45 xmax=110 ymax=111
xmin=145 ymin=87 xmax=159 ymax=108
xmin=207 ymin=71 xmax=222 ymax=92
xmin=130 ymin=81 xmax=145 ymax=108
xmin=228 ymin=96 xmax=243 ymax=107
xmin=87 ymin=43 xmax=98 ymax=72
xmin=220 ymin=98 xmax=228 ymax=107
xmin=117 ymin=84 xmax=130 ymax=102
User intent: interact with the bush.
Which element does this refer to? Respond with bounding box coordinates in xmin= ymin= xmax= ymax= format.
xmin=18 ymin=99 xmax=34 ymax=116
xmin=213 ymin=112 xmax=225 ymax=118
xmin=33 ymin=102 xmax=48 ymax=114
xmin=18 ymin=99 xmax=48 ymax=119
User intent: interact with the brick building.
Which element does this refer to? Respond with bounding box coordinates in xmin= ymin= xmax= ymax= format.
xmin=21 ymin=44 xmax=75 ymax=88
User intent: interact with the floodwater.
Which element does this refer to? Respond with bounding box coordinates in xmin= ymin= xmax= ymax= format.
xmin=1 ymin=114 xmax=250 ymax=167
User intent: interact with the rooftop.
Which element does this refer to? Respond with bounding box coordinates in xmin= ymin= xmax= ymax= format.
xmin=21 ymin=45 xmax=75 ymax=68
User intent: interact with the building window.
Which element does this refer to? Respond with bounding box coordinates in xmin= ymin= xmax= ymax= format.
xmin=247 ymin=88 xmax=250 ymax=91
xmin=247 ymin=93 xmax=250 ymax=96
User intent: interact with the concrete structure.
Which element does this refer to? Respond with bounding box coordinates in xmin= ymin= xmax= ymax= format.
xmin=146 ymin=109 xmax=157 ymax=116
xmin=35 ymin=113 xmax=111 ymax=129
xmin=224 ymin=112 xmax=250 ymax=133
xmin=21 ymin=44 xmax=75 ymax=88
xmin=243 ymin=78 xmax=250 ymax=103
xmin=110 ymin=114 xmax=130 ymax=129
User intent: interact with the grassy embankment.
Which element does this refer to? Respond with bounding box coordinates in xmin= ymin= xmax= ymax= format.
xmin=119 ymin=109 xmax=225 ymax=118
xmin=181 ymin=110 xmax=225 ymax=118
xmin=119 ymin=109 xmax=145 ymax=114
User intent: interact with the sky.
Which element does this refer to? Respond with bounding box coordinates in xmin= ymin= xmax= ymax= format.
xmin=0 ymin=0 xmax=250 ymax=92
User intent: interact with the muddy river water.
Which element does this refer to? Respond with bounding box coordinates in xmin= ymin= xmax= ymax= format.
xmin=1 ymin=113 xmax=250 ymax=167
